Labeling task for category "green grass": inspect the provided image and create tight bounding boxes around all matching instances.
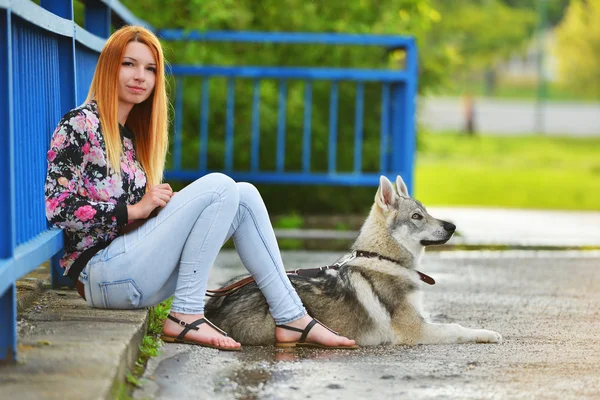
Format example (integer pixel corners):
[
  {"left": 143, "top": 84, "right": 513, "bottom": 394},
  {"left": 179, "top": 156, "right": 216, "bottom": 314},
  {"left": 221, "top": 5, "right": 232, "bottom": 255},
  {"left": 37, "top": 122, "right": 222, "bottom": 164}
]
[
  {"left": 415, "top": 133, "right": 600, "bottom": 210},
  {"left": 118, "top": 297, "right": 173, "bottom": 399}
]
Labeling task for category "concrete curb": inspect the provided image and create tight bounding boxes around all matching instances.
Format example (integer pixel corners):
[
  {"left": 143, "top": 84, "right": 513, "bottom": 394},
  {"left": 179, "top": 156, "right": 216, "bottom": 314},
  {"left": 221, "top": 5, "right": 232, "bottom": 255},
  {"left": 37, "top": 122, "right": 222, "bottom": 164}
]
[
  {"left": 1, "top": 290, "right": 149, "bottom": 400},
  {"left": 110, "top": 308, "right": 149, "bottom": 400}
]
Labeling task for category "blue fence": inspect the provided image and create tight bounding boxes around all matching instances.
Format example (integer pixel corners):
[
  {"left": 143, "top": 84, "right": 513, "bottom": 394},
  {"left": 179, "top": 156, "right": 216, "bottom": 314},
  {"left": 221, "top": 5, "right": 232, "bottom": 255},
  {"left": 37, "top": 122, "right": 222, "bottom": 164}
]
[
  {"left": 0, "top": 0, "right": 418, "bottom": 363},
  {"left": 162, "top": 31, "right": 418, "bottom": 187}
]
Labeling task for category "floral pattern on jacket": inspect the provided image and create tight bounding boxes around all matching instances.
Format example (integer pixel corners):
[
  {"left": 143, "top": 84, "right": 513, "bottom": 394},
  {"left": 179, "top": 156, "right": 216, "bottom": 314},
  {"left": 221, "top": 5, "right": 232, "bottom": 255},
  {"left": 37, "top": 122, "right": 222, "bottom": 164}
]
[{"left": 45, "top": 101, "right": 147, "bottom": 275}]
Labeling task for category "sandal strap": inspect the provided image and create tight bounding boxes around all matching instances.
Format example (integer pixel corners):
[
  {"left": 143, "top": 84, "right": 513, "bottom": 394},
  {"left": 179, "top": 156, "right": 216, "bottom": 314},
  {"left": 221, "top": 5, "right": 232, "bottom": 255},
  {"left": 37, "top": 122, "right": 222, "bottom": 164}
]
[
  {"left": 278, "top": 318, "right": 340, "bottom": 344},
  {"left": 167, "top": 314, "right": 228, "bottom": 341},
  {"left": 299, "top": 319, "right": 318, "bottom": 343},
  {"left": 313, "top": 318, "right": 339, "bottom": 335},
  {"left": 201, "top": 317, "right": 229, "bottom": 337},
  {"left": 276, "top": 324, "right": 306, "bottom": 334},
  {"left": 167, "top": 313, "right": 198, "bottom": 329}
]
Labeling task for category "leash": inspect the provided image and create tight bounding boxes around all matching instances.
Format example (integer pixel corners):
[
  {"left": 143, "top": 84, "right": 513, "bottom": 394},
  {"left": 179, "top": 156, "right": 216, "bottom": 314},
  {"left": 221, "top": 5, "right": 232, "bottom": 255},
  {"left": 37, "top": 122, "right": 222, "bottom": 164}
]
[{"left": 206, "top": 250, "right": 435, "bottom": 298}]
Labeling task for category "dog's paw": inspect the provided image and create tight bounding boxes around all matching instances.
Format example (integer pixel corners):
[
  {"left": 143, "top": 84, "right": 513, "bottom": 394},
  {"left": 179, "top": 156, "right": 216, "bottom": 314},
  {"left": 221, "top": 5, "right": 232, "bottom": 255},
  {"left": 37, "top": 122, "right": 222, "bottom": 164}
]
[{"left": 475, "top": 329, "right": 503, "bottom": 344}]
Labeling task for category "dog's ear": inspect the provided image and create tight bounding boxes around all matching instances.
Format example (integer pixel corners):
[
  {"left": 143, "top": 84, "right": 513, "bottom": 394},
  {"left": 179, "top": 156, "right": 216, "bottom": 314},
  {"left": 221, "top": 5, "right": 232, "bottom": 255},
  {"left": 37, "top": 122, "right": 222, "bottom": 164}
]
[
  {"left": 377, "top": 175, "right": 398, "bottom": 212},
  {"left": 395, "top": 175, "right": 409, "bottom": 198}
]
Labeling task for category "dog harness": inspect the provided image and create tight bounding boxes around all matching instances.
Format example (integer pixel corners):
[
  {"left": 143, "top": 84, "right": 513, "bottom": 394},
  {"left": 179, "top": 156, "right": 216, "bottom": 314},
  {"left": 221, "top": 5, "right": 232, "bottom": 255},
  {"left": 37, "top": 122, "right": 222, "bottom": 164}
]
[{"left": 206, "top": 250, "right": 435, "bottom": 298}]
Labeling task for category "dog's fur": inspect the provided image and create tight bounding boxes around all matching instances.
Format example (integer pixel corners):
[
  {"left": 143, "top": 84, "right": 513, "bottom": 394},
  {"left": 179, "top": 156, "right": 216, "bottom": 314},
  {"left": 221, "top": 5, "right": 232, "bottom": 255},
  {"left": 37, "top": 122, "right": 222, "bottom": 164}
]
[{"left": 205, "top": 175, "right": 502, "bottom": 346}]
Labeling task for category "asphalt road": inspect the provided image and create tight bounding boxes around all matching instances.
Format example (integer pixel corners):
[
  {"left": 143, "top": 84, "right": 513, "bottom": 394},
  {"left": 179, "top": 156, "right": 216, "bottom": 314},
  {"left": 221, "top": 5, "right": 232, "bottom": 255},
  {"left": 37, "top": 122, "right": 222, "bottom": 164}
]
[
  {"left": 419, "top": 97, "right": 600, "bottom": 136},
  {"left": 134, "top": 250, "right": 600, "bottom": 400}
]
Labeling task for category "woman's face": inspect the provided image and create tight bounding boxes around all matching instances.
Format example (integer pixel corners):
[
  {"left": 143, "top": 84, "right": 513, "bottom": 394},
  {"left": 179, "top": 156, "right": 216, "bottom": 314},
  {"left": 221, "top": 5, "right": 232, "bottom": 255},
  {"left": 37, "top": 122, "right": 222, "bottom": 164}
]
[{"left": 118, "top": 41, "right": 156, "bottom": 108}]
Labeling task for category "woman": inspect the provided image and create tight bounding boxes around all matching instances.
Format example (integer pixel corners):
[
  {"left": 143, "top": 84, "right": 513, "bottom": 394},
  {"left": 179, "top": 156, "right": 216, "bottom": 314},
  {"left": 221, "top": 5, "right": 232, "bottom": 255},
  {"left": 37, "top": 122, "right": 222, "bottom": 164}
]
[{"left": 45, "top": 26, "right": 356, "bottom": 351}]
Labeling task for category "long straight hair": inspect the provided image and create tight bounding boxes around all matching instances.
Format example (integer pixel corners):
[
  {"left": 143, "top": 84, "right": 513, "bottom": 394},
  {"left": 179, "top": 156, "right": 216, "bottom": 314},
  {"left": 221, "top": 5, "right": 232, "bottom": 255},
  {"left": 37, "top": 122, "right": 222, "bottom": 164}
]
[{"left": 86, "top": 26, "right": 169, "bottom": 188}]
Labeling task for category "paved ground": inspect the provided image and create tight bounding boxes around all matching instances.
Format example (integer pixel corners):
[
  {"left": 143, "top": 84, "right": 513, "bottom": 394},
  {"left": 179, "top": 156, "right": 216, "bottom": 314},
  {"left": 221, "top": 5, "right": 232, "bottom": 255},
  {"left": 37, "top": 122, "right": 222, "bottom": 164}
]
[
  {"left": 3, "top": 207, "right": 600, "bottom": 399},
  {"left": 134, "top": 250, "right": 600, "bottom": 400}
]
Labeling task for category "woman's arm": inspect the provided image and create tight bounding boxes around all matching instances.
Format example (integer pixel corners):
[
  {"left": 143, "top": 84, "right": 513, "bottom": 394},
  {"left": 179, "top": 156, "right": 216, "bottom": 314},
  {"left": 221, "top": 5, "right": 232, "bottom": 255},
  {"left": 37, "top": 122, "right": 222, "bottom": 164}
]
[
  {"left": 126, "top": 204, "right": 144, "bottom": 221},
  {"left": 45, "top": 110, "right": 128, "bottom": 232}
]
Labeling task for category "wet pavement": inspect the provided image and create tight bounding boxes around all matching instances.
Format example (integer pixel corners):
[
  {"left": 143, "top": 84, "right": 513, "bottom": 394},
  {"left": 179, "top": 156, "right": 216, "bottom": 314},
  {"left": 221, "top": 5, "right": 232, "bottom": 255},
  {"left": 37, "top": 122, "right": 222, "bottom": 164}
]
[{"left": 134, "top": 250, "right": 600, "bottom": 400}]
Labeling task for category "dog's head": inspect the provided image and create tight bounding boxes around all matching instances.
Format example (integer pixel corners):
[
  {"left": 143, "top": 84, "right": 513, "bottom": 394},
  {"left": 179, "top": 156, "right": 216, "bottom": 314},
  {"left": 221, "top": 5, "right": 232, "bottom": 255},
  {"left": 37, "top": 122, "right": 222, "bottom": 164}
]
[{"left": 375, "top": 175, "right": 456, "bottom": 253}]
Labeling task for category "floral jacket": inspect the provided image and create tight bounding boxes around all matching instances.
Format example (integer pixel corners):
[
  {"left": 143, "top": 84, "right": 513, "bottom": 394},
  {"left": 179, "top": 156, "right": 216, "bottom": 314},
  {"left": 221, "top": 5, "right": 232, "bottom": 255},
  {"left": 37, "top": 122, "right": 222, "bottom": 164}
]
[{"left": 45, "top": 101, "right": 147, "bottom": 281}]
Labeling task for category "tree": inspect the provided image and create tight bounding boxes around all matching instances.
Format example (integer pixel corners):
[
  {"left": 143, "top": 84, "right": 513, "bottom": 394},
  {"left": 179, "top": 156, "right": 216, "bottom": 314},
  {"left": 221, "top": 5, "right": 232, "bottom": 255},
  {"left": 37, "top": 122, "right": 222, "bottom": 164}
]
[
  {"left": 553, "top": 0, "right": 600, "bottom": 98},
  {"left": 427, "top": 0, "right": 537, "bottom": 96},
  {"left": 500, "top": 0, "right": 569, "bottom": 26}
]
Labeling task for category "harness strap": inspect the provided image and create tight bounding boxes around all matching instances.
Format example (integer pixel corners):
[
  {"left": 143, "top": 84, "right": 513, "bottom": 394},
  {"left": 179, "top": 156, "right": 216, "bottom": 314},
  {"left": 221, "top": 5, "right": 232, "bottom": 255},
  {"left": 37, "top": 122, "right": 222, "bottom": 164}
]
[
  {"left": 205, "top": 250, "right": 435, "bottom": 298},
  {"left": 206, "top": 266, "right": 340, "bottom": 298}
]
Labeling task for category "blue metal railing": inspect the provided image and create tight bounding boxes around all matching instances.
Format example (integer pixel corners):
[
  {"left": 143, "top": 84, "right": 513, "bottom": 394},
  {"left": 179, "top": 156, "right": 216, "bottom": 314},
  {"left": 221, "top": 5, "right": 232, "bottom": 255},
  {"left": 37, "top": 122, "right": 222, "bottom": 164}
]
[
  {"left": 0, "top": 0, "right": 418, "bottom": 363},
  {"left": 161, "top": 30, "right": 418, "bottom": 188},
  {"left": 0, "top": 0, "right": 148, "bottom": 364}
]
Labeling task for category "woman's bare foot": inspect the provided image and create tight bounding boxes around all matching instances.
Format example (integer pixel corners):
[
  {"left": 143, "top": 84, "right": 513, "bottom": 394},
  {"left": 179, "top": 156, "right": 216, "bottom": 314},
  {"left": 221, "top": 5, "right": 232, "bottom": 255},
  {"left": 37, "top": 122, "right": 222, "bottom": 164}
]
[
  {"left": 162, "top": 312, "right": 241, "bottom": 350},
  {"left": 275, "top": 315, "right": 356, "bottom": 347}
]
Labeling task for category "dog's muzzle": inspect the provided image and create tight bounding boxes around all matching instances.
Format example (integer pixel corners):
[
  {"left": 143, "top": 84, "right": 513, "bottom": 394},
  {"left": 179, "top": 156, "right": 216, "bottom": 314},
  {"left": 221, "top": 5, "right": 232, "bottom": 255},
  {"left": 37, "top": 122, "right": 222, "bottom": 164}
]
[{"left": 420, "top": 220, "right": 456, "bottom": 246}]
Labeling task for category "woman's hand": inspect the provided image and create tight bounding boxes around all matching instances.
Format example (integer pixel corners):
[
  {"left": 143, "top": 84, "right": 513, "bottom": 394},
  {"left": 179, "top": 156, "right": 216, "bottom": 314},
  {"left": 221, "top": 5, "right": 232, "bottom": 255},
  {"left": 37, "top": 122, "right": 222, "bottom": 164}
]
[{"left": 127, "top": 183, "right": 174, "bottom": 220}]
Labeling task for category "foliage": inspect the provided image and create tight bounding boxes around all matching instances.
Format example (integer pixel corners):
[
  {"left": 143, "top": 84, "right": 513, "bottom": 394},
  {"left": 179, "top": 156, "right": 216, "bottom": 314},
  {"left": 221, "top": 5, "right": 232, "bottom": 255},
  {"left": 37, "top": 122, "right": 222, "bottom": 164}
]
[
  {"left": 147, "top": 296, "right": 172, "bottom": 336},
  {"left": 123, "top": 297, "right": 173, "bottom": 395},
  {"left": 274, "top": 213, "right": 304, "bottom": 229},
  {"left": 436, "top": 74, "right": 600, "bottom": 102},
  {"left": 553, "top": 0, "right": 600, "bottom": 98},
  {"left": 501, "top": 0, "right": 569, "bottom": 26},
  {"left": 429, "top": 0, "right": 537, "bottom": 75},
  {"left": 122, "top": 0, "right": 448, "bottom": 164},
  {"left": 273, "top": 213, "right": 304, "bottom": 250}
]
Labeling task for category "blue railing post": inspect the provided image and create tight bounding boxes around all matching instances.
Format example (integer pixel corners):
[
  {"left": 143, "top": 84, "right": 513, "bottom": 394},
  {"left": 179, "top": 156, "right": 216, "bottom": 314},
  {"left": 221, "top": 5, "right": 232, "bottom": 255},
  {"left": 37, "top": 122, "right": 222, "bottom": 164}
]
[
  {"left": 173, "top": 77, "right": 184, "bottom": 170},
  {"left": 390, "top": 83, "right": 407, "bottom": 186},
  {"left": 40, "top": 0, "right": 77, "bottom": 288},
  {"left": 379, "top": 83, "right": 391, "bottom": 175},
  {"left": 250, "top": 79, "right": 261, "bottom": 172},
  {"left": 85, "top": 1, "right": 110, "bottom": 38},
  {"left": 0, "top": 5, "right": 17, "bottom": 364},
  {"left": 0, "top": 285, "right": 16, "bottom": 363},
  {"left": 389, "top": 41, "right": 418, "bottom": 195},
  {"left": 40, "top": 0, "right": 72, "bottom": 19},
  {"left": 43, "top": 0, "right": 77, "bottom": 114},
  {"left": 403, "top": 40, "right": 419, "bottom": 195}
]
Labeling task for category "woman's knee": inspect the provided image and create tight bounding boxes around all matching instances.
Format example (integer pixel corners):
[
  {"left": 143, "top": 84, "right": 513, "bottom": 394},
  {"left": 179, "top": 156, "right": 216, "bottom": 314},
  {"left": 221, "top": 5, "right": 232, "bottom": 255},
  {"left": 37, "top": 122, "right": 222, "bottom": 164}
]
[
  {"left": 237, "top": 181, "right": 262, "bottom": 204},
  {"left": 192, "top": 173, "right": 238, "bottom": 197}
]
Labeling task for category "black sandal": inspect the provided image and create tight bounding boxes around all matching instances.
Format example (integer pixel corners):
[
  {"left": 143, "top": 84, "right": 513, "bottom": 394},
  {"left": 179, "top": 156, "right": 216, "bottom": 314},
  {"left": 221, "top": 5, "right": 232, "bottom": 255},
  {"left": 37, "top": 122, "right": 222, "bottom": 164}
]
[
  {"left": 276, "top": 318, "right": 359, "bottom": 349},
  {"left": 160, "top": 314, "right": 241, "bottom": 351}
]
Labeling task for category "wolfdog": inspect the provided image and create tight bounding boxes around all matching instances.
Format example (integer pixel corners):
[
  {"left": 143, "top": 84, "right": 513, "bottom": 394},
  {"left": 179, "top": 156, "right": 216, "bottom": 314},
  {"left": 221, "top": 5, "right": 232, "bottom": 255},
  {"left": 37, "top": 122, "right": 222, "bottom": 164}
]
[{"left": 205, "top": 175, "right": 502, "bottom": 346}]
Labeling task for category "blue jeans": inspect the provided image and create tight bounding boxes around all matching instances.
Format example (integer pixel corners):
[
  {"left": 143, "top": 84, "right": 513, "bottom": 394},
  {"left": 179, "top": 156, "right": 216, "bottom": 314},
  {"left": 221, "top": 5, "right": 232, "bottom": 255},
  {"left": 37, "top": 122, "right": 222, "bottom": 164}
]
[{"left": 79, "top": 173, "right": 307, "bottom": 324}]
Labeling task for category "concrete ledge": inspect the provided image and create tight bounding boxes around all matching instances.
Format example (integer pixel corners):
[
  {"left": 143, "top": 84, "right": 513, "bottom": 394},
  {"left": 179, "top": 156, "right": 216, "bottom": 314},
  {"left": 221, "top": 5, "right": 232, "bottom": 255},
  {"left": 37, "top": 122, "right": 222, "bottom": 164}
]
[{"left": 0, "top": 290, "right": 148, "bottom": 400}]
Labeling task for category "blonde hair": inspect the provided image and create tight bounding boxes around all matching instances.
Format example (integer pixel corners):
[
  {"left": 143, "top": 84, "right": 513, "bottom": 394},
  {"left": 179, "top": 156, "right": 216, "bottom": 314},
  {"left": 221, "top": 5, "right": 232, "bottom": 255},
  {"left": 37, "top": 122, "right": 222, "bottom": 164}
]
[{"left": 86, "top": 25, "right": 169, "bottom": 188}]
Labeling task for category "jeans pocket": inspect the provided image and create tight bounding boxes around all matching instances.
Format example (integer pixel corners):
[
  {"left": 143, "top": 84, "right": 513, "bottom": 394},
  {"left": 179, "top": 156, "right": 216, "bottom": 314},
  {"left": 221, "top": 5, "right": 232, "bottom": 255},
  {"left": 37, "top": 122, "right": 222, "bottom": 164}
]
[{"left": 100, "top": 279, "right": 142, "bottom": 309}]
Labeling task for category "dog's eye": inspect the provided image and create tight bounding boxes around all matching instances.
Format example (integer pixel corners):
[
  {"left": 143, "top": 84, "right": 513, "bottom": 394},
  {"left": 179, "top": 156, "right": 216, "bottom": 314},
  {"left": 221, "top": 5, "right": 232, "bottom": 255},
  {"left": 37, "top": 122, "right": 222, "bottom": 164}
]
[{"left": 412, "top": 213, "right": 422, "bottom": 220}]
